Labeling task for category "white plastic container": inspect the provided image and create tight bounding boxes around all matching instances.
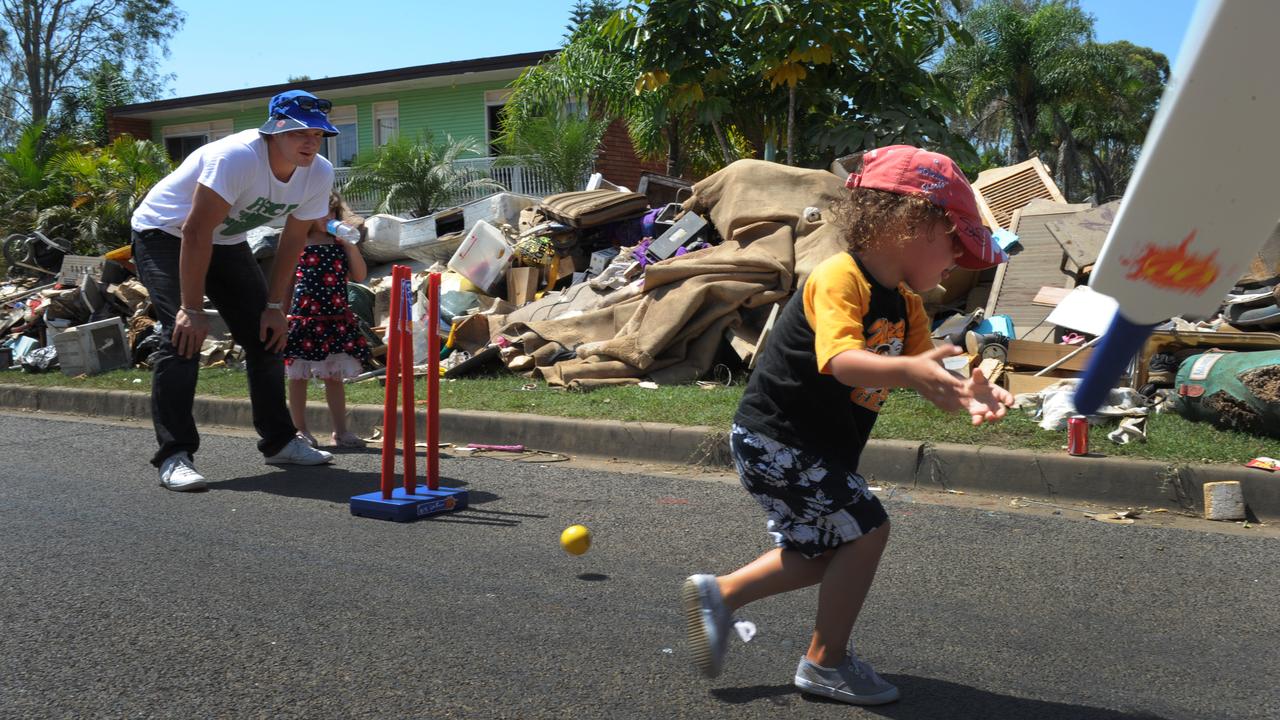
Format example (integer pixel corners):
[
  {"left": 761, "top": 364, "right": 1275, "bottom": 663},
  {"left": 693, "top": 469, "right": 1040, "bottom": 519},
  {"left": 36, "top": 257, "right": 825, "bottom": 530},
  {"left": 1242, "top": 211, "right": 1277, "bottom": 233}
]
[{"left": 447, "top": 220, "right": 513, "bottom": 294}]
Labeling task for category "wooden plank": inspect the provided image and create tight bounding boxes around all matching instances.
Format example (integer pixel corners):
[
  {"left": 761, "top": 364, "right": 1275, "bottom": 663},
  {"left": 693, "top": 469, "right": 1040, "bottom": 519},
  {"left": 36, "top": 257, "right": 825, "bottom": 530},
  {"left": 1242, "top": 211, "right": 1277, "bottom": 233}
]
[
  {"left": 748, "top": 303, "right": 782, "bottom": 370},
  {"left": 1032, "top": 286, "right": 1072, "bottom": 307},
  {"left": 724, "top": 325, "right": 760, "bottom": 364},
  {"left": 1006, "top": 339, "right": 1095, "bottom": 372},
  {"left": 1006, "top": 372, "right": 1070, "bottom": 396},
  {"left": 977, "top": 357, "right": 1005, "bottom": 384},
  {"left": 1045, "top": 200, "right": 1120, "bottom": 269}
]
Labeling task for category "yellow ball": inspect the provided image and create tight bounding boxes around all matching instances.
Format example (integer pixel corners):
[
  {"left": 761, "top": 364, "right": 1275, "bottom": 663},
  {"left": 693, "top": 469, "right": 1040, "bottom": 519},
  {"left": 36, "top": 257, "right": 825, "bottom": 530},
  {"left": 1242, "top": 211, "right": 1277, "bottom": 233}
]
[{"left": 560, "top": 524, "right": 592, "bottom": 555}]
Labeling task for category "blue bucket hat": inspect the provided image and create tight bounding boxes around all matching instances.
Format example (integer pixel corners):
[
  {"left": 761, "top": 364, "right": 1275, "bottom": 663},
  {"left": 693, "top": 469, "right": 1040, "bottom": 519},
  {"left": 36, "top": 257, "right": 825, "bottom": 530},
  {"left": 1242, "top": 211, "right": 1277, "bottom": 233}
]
[{"left": 259, "top": 90, "right": 339, "bottom": 137}]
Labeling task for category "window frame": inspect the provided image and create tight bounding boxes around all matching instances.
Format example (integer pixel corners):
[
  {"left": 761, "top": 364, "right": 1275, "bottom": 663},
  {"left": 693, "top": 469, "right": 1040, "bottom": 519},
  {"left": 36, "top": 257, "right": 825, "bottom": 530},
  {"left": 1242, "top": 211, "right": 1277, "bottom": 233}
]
[
  {"left": 324, "top": 105, "right": 359, "bottom": 167},
  {"left": 484, "top": 89, "right": 513, "bottom": 157},
  {"left": 373, "top": 101, "right": 399, "bottom": 147},
  {"left": 160, "top": 119, "right": 234, "bottom": 161}
]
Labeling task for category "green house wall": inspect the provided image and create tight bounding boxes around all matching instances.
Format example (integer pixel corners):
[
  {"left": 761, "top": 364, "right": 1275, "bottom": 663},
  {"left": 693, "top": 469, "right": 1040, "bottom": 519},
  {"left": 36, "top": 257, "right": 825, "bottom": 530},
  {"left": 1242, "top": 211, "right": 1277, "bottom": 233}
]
[{"left": 150, "top": 78, "right": 512, "bottom": 159}]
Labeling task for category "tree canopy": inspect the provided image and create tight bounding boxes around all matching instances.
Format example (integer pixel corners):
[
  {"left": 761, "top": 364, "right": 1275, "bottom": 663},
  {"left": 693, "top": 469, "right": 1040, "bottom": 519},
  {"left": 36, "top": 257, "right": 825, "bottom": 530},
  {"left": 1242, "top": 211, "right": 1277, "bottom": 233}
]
[
  {"left": 504, "top": 0, "right": 978, "bottom": 178},
  {"left": 0, "top": 0, "right": 184, "bottom": 144},
  {"left": 939, "top": 0, "right": 1167, "bottom": 199}
]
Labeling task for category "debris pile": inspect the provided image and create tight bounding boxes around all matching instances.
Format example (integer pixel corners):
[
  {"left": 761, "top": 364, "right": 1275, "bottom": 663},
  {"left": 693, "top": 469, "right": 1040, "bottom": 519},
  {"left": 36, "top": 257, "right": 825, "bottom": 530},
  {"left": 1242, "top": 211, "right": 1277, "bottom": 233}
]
[{"left": 6, "top": 153, "right": 1278, "bottom": 448}]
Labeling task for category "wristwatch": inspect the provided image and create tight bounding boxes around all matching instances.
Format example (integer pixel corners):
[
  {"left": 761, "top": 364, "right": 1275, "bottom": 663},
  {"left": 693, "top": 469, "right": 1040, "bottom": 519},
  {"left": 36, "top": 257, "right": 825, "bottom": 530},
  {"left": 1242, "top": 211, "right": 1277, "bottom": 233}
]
[{"left": 265, "top": 301, "right": 284, "bottom": 311}]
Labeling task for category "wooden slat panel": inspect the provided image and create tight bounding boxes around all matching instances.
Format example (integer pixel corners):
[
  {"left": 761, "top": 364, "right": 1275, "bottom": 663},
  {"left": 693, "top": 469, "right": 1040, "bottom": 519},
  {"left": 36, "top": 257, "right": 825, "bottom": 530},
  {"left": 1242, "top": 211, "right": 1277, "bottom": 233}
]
[
  {"left": 973, "top": 158, "right": 1067, "bottom": 230},
  {"left": 988, "top": 205, "right": 1089, "bottom": 341}
]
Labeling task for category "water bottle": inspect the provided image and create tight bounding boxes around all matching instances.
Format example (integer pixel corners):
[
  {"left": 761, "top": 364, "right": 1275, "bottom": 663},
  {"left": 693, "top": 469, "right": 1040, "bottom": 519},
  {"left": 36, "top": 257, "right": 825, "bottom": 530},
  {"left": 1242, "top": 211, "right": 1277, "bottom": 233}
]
[{"left": 325, "top": 219, "right": 361, "bottom": 245}]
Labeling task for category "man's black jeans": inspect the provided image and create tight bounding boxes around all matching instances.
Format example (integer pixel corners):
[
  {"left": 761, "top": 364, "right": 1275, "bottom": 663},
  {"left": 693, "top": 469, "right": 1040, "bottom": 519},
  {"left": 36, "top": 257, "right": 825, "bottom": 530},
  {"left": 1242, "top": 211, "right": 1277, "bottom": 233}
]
[{"left": 132, "top": 229, "right": 297, "bottom": 466}]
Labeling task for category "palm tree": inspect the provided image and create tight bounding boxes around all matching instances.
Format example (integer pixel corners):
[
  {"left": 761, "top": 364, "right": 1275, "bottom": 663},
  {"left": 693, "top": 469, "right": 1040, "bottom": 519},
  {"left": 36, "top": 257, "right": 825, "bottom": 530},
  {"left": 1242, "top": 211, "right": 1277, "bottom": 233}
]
[
  {"left": 0, "top": 123, "right": 54, "bottom": 232},
  {"left": 342, "top": 135, "right": 503, "bottom": 218},
  {"left": 508, "top": 5, "right": 730, "bottom": 178},
  {"left": 46, "top": 135, "right": 172, "bottom": 253},
  {"left": 503, "top": 21, "right": 664, "bottom": 163},
  {"left": 496, "top": 113, "right": 608, "bottom": 194},
  {"left": 938, "top": 0, "right": 1093, "bottom": 164},
  {"left": 1054, "top": 41, "right": 1168, "bottom": 201},
  {"left": 0, "top": 122, "right": 79, "bottom": 241}
]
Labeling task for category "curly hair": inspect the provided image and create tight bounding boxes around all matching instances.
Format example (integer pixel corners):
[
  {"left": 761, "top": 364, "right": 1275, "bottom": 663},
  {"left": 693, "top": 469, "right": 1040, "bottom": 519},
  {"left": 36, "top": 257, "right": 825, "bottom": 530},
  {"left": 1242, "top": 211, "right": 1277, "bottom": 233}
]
[{"left": 829, "top": 187, "right": 953, "bottom": 255}]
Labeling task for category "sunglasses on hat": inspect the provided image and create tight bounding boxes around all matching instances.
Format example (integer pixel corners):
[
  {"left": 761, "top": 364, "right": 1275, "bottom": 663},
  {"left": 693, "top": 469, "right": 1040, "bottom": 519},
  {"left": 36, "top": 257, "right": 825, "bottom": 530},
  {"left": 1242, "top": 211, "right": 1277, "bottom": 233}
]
[{"left": 285, "top": 96, "right": 332, "bottom": 114}]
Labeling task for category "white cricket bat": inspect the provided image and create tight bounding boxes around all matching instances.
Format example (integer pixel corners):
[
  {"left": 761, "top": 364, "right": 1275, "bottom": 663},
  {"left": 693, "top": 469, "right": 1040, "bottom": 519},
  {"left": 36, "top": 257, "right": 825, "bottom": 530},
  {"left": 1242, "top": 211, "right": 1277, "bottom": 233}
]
[{"left": 1074, "top": 0, "right": 1280, "bottom": 414}]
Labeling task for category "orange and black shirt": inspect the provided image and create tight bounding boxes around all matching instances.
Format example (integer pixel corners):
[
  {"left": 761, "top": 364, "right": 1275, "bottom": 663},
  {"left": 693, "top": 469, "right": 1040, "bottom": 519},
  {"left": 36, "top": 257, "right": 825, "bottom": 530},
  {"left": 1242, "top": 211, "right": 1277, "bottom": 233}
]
[{"left": 734, "top": 251, "right": 932, "bottom": 465}]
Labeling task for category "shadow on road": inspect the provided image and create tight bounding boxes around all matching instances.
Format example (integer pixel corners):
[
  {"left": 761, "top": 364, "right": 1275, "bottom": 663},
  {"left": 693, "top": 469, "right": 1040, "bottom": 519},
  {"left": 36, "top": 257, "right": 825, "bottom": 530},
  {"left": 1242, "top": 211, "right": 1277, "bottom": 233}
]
[
  {"left": 211, "top": 466, "right": 491, "bottom": 506},
  {"left": 712, "top": 675, "right": 1172, "bottom": 719},
  {"left": 206, "top": 467, "right": 557, "bottom": 528}
]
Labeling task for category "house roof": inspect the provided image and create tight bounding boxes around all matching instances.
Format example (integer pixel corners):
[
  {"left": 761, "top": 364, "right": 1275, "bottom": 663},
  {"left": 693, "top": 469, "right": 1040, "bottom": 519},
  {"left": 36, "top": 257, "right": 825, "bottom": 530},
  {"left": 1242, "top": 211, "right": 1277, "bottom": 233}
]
[{"left": 109, "top": 50, "right": 558, "bottom": 122}]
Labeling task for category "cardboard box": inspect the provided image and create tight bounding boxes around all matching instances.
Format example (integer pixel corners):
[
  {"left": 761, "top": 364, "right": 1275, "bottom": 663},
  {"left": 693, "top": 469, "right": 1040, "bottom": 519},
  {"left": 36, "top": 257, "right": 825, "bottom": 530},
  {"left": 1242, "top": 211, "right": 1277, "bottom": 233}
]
[
  {"left": 506, "top": 266, "right": 539, "bottom": 306},
  {"left": 1006, "top": 339, "right": 1094, "bottom": 372},
  {"left": 1004, "top": 371, "right": 1071, "bottom": 396}
]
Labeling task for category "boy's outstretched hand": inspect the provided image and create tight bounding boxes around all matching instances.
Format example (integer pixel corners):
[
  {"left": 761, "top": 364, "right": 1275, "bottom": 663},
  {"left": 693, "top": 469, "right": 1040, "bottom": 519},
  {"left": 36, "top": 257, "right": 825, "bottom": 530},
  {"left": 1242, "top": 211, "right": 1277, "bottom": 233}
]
[{"left": 961, "top": 367, "right": 1015, "bottom": 426}]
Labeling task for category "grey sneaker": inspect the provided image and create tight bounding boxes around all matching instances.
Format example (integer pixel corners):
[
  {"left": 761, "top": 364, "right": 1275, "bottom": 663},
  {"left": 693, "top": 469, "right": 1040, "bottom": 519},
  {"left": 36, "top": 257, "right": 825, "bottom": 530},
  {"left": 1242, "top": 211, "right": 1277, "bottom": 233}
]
[
  {"left": 159, "top": 452, "right": 207, "bottom": 491},
  {"left": 682, "top": 574, "right": 731, "bottom": 678},
  {"left": 264, "top": 436, "right": 334, "bottom": 465},
  {"left": 794, "top": 654, "right": 900, "bottom": 705}
]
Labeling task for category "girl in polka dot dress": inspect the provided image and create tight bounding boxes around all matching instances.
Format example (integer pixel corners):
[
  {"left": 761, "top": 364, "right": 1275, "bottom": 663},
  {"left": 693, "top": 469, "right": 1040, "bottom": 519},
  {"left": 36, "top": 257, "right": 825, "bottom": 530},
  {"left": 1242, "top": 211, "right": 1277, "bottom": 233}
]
[{"left": 284, "top": 192, "right": 372, "bottom": 448}]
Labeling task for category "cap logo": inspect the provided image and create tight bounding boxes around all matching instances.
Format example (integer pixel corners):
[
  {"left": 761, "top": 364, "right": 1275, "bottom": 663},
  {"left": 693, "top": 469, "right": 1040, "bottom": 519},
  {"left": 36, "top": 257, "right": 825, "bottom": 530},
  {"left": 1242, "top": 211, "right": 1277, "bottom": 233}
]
[
  {"left": 276, "top": 120, "right": 286, "bottom": 128},
  {"left": 916, "top": 166, "right": 949, "bottom": 193}
]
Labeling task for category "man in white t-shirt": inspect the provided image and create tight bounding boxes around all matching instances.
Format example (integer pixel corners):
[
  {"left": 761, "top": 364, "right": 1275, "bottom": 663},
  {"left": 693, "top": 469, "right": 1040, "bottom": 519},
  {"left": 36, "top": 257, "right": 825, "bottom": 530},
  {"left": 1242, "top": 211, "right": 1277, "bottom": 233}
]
[{"left": 131, "top": 90, "right": 341, "bottom": 490}]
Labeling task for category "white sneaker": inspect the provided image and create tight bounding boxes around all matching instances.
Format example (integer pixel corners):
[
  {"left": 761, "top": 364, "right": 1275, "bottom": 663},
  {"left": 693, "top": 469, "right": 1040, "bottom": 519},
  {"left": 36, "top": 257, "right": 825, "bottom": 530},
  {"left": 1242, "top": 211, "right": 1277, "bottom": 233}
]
[
  {"left": 159, "top": 452, "right": 207, "bottom": 491},
  {"left": 264, "top": 436, "right": 334, "bottom": 466},
  {"left": 682, "top": 574, "right": 732, "bottom": 678},
  {"left": 794, "top": 654, "right": 900, "bottom": 705}
]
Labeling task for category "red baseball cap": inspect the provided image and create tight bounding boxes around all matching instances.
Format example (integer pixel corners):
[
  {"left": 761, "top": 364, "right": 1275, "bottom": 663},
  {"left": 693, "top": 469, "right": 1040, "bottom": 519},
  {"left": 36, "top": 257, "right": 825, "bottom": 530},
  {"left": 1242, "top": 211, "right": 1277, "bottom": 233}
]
[{"left": 845, "top": 145, "right": 1007, "bottom": 270}]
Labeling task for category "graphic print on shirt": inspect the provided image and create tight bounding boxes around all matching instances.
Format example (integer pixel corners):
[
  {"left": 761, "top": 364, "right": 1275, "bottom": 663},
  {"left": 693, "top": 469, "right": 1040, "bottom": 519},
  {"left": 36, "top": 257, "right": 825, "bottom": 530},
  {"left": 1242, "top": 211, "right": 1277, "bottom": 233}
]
[
  {"left": 850, "top": 318, "right": 905, "bottom": 412},
  {"left": 220, "top": 197, "right": 299, "bottom": 236}
]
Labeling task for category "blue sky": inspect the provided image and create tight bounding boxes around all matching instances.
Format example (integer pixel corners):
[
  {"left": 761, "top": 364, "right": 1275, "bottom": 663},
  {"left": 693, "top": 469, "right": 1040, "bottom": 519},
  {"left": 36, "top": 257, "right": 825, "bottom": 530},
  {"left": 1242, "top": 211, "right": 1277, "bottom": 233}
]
[{"left": 160, "top": 0, "right": 1201, "bottom": 98}]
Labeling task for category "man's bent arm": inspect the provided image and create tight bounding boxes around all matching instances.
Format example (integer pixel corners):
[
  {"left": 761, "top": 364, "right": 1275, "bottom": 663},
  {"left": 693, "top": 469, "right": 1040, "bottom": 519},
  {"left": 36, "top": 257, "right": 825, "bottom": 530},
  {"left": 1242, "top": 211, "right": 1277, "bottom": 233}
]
[
  {"left": 179, "top": 184, "right": 232, "bottom": 310},
  {"left": 269, "top": 214, "right": 313, "bottom": 306}
]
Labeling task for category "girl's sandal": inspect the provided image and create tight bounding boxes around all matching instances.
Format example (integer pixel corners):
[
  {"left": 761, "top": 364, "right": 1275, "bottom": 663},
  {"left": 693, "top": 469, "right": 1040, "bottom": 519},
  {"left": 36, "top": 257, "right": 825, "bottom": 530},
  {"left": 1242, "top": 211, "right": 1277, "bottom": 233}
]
[{"left": 332, "top": 431, "right": 365, "bottom": 448}]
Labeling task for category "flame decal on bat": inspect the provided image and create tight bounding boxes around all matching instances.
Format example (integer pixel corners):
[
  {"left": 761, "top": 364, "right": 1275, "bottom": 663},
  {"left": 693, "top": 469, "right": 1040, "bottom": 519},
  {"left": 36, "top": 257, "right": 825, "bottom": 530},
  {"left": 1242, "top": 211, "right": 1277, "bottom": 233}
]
[{"left": 1122, "top": 230, "right": 1220, "bottom": 294}]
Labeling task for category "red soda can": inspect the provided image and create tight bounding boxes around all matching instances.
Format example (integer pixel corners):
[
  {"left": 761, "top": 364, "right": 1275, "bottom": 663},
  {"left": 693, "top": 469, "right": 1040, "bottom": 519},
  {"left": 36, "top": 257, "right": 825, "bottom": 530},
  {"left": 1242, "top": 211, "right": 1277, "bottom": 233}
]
[{"left": 1067, "top": 415, "right": 1089, "bottom": 456}]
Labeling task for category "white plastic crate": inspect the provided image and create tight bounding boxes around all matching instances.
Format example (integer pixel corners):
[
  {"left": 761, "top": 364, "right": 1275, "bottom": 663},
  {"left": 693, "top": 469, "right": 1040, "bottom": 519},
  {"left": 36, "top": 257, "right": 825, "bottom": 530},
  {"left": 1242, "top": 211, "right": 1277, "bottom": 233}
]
[
  {"left": 447, "top": 220, "right": 513, "bottom": 294},
  {"left": 53, "top": 317, "right": 129, "bottom": 376}
]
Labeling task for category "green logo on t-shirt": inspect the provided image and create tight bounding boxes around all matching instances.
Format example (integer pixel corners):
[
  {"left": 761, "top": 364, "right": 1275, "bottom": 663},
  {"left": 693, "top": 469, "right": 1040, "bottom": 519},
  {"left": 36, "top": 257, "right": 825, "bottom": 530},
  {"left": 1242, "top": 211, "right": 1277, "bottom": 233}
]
[{"left": 220, "top": 197, "right": 299, "bottom": 236}]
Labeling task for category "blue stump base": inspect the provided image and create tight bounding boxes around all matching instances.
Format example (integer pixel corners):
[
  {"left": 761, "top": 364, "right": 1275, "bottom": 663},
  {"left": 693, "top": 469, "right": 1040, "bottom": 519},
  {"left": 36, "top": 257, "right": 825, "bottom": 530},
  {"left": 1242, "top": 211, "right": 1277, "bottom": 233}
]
[{"left": 350, "top": 485, "right": 469, "bottom": 522}]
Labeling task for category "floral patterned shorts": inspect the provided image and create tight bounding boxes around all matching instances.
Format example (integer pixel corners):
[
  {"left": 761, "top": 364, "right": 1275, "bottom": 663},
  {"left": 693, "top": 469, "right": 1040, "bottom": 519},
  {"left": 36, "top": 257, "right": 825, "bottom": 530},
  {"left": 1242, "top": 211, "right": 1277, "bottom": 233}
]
[{"left": 730, "top": 423, "right": 888, "bottom": 558}]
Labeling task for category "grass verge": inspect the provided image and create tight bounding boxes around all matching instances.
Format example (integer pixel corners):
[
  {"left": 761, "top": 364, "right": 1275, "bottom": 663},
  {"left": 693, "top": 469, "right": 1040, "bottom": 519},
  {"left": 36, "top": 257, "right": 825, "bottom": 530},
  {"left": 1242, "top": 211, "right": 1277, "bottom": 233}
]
[{"left": 2, "top": 367, "right": 1273, "bottom": 466}]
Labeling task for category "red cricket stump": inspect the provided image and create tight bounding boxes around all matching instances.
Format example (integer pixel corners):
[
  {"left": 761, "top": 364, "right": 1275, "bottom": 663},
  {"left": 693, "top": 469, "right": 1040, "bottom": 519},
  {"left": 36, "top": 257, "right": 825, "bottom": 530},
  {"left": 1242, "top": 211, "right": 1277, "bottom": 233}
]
[{"left": 350, "top": 267, "right": 468, "bottom": 521}]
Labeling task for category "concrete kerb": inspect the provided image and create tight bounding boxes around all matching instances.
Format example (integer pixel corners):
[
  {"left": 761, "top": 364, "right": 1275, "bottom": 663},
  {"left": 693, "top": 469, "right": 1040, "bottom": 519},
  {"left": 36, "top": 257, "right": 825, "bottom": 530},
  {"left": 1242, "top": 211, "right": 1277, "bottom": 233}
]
[{"left": 2, "top": 383, "right": 1276, "bottom": 521}]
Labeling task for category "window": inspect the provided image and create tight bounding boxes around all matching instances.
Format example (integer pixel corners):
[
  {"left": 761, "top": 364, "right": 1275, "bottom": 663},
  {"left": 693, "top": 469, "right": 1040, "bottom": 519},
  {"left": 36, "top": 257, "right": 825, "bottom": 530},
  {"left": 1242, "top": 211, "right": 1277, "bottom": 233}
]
[
  {"left": 321, "top": 105, "right": 358, "bottom": 167},
  {"left": 564, "top": 95, "right": 588, "bottom": 120},
  {"left": 164, "top": 135, "right": 208, "bottom": 162},
  {"left": 373, "top": 101, "right": 398, "bottom": 147},
  {"left": 161, "top": 119, "right": 233, "bottom": 162},
  {"left": 485, "top": 89, "right": 513, "bottom": 157}
]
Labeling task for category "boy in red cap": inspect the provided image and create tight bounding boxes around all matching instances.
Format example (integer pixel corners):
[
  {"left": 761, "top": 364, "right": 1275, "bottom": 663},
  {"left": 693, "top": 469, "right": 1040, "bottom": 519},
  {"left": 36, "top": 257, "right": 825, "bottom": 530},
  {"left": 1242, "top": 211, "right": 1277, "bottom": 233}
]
[{"left": 682, "top": 146, "right": 1014, "bottom": 705}]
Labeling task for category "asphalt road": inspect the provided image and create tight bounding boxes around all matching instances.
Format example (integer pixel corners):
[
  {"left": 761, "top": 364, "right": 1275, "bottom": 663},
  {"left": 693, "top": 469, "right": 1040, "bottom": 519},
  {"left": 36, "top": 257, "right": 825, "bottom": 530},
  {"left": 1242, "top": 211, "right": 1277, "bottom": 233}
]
[{"left": 2, "top": 412, "right": 1277, "bottom": 720}]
